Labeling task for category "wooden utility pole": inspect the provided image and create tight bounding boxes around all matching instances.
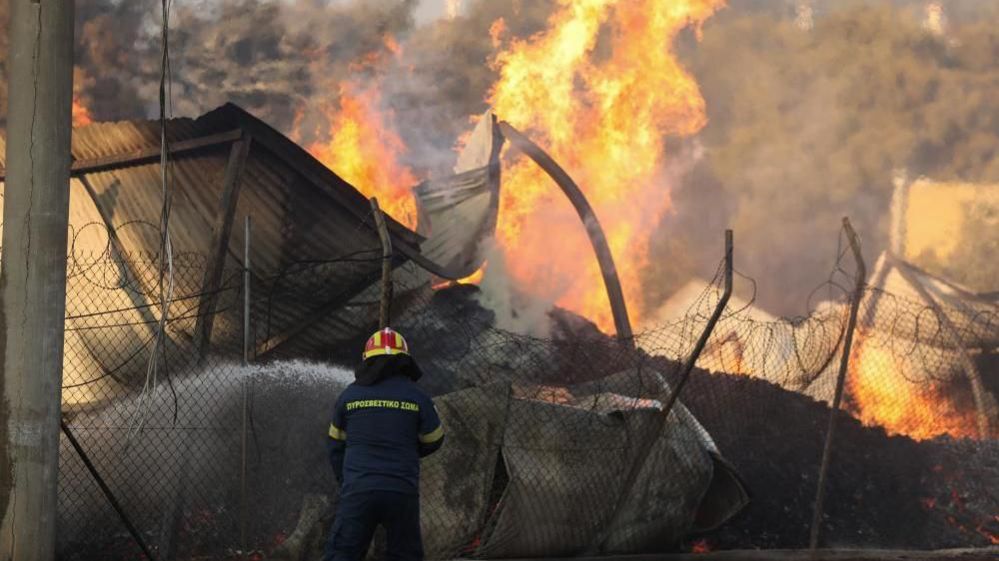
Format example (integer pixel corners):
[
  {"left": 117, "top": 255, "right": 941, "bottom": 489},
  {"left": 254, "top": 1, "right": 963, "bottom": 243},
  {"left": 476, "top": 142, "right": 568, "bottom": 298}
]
[
  {"left": 0, "top": 1, "right": 75, "bottom": 559},
  {"left": 369, "top": 198, "right": 394, "bottom": 328}
]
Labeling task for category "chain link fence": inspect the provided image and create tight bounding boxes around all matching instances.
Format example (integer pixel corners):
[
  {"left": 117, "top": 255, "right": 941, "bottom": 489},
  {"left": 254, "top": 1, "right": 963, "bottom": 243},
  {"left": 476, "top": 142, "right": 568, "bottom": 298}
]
[{"left": 52, "top": 232, "right": 999, "bottom": 560}]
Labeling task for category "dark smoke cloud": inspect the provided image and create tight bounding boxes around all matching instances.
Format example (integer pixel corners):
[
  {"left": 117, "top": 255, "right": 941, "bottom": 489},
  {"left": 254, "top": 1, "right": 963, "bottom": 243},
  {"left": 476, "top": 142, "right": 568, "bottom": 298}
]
[
  {"left": 73, "top": 0, "right": 152, "bottom": 119},
  {"left": 167, "top": 0, "right": 417, "bottom": 136},
  {"left": 0, "top": 0, "right": 155, "bottom": 127},
  {"left": 1, "top": 0, "right": 419, "bottom": 134},
  {"left": 380, "top": 0, "right": 557, "bottom": 175},
  {"left": 383, "top": 0, "right": 999, "bottom": 316},
  {"left": 2, "top": 0, "right": 995, "bottom": 318}
]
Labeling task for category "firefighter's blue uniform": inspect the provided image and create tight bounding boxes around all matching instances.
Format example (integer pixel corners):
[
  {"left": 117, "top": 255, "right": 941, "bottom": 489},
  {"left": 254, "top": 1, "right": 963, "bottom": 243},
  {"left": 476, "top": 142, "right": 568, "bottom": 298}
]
[{"left": 323, "top": 360, "right": 444, "bottom": 561}]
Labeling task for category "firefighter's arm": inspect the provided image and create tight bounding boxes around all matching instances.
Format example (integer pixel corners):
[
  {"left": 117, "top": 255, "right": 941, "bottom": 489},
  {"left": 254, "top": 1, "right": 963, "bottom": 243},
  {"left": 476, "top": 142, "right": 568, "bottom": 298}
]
[
  {"left": 327, "top": 438, "right": 345, "bottom": 484},
  {"left": 328, "top": 395, "right": 347, "bottom": 483},
  {"left": 418, "top": 398, "right": 444, "bottom": 458}
]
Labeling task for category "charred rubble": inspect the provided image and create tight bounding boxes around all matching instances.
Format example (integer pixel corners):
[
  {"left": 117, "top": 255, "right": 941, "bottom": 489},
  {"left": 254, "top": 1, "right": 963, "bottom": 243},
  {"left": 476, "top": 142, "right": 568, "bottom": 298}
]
[{"left": 403, "top": 284, "right": 999, "bottom": 551}]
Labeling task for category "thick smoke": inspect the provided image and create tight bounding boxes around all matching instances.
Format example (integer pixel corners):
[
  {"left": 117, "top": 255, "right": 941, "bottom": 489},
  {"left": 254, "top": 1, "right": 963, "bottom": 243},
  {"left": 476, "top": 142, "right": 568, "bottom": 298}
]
[
  {"left": 0, "top": 0, "right": 550, "bottom": 172},
  {"left": 386, "top": 0, "right": 999, "bottom": 318},
  {"left": 2, "top": 0, "right": 996, "bottom": 319},
  {"left": 166, "top": 0, "right": 417, "bottom": 138},
  {"left": 378, "top": 0, "right": 558, "bottom": 175},
  {"left": 0, "top": 0, "right": 419, "bottom": 134},
  {"left": 643, "top": 0, "right": 999, "bottom": 315},
  {"left": 473, "top": 237, "right": 555, "bottom": 338}
]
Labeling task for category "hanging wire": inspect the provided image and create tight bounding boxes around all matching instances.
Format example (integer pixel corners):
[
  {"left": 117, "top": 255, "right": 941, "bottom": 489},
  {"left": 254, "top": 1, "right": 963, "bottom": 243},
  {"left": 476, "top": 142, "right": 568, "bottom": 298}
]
[{"left": 129, "top": 0, "right": 177, "bottom": 441}]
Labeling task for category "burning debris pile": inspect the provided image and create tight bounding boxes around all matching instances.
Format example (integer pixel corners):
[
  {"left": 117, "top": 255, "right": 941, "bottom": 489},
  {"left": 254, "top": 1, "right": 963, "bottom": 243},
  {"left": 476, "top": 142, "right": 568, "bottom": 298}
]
[
  {"left": 398, "top": 282, "right": 999, "bottom": 550},
  {"left": 640, "top": 182, "right": 999, "bottom": 445}
]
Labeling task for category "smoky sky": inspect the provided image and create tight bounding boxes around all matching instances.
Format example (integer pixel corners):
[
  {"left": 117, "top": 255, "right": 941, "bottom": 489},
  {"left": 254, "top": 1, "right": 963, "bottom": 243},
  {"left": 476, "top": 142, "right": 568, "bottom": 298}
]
[{"left": 1, "top": 0, "right": 996, "bottom": 317}]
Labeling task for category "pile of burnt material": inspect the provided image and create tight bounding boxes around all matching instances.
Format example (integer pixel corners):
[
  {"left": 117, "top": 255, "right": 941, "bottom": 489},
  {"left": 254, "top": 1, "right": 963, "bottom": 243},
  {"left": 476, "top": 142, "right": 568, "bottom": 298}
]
[
  {"left": 678, "top": 369, "right": 999, "bottom": 550},
  {"left": 399, "top": 285, "right": 999, "bottom": 551}
]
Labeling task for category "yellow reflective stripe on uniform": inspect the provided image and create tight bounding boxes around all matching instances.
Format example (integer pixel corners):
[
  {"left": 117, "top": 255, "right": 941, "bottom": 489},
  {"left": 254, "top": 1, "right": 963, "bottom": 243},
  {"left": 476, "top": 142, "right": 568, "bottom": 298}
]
[
  {"left": 419, "top": 425, "right": 444, "bottom": 444},
  {"left": 328, "top": 423, "right": 346, "bottom": 441}
]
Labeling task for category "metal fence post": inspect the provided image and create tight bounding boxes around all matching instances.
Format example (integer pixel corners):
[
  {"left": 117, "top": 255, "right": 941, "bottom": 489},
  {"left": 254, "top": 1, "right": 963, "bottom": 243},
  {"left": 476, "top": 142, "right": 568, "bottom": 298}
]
[
  {"left": 244, "top": 215, "right": 252, "bottom": 367},
  {"left": 809, "top": 217, "right": 866, "bottom": 550},
  {"left": 587, "top": 229, "right": 733, "bottom": 554},
  {"left": 239, "top": 215, "right": 252, "bottom": 558},
  {"left": 497, "top": 121, "right": 633, "bottom": 341},
  {"left": 241, "top": 214, "right": 251, "bottom": 556},
  {"left": 659, "top": 229, "right": 734, "bottom": 419},
  {"left": 240, "top": 381, "right": 249, "bottom": 557}
]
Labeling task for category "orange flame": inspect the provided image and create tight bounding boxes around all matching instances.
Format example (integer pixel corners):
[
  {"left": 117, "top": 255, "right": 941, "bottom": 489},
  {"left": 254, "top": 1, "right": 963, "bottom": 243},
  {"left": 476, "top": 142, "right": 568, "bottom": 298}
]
[
  {"left": 432, "top": 263, "right": 487, "bottom": 291},
  {"left": 489, "top": 18, "right": 507, "bottom": 48},
  {"left": 486, "top": 0, "right": 724, "bottom": 332},
  {"left": 306, "top": 83, "right": 418, "bottom": 229},
  {"left": 302, "top": 34, "right": 417, "bottom": 228},
  {"left": 458, "top": 263, "right": 487, "bottom": 285},
  {"left": 72, "top": 95, "right": 93, "bottom": 127},
  {"left": 300, "top": 5, "right": 725, "bottom": 333},
  {"left": 691, "top": 539, "right": 712, "bottom": 553},
  {"left": 848, "top": 335, "right": 981, "bottom": 441},
  {"left": 987, "top": 516, "right": 999, "bottom": 545}
]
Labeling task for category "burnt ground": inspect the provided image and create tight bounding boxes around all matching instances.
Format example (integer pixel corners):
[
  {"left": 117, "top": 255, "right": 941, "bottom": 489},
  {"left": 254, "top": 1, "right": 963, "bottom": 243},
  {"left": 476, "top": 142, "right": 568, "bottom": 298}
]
[{"left": 676, "top": 368, "right": 999, "bottom": 551}]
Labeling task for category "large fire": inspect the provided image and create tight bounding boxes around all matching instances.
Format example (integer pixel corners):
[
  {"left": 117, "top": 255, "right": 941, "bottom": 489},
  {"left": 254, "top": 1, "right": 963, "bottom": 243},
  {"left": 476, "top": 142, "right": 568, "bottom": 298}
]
[
  {"left": 303, "top": 35, "right": 418, "bottom": 229},
  {"left": 487, "top": 0, "right": 725, "bottom": 331},
  {"left": 287, "top": 3, "right": 991, "bottom": 443},
  {"left": 306, "top": 82, "right": 419, "bottom": 230},
  {"left": 302, "top": 1, "right": 723, "bottom": 333},
  {"left": 848, "top": 334, "right": 981, "bottom": 441}
]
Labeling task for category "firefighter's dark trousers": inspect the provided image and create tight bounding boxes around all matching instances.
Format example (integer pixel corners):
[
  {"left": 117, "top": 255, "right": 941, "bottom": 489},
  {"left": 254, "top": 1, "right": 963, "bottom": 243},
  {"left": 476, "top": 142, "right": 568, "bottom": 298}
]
[{"left": 322, "top": 490, "right": 424, "bottom": 561}]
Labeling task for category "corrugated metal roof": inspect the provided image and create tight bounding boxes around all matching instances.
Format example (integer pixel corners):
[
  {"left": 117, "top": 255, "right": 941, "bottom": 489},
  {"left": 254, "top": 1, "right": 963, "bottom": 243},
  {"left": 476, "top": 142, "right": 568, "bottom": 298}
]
[{"left": 0, "top": 102, "right": 485, "bottom": 407}]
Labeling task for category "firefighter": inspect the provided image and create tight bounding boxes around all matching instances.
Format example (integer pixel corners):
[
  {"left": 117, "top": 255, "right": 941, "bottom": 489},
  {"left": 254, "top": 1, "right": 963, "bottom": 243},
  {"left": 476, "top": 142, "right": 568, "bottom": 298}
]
[{"left": 323, "top": 328, "right": 444, "bottom": 561}]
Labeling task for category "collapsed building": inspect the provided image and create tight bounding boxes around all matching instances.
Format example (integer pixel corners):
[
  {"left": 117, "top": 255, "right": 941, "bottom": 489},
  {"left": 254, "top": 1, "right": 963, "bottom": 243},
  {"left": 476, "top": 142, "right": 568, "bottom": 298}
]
[{"left": 0, "top": 104, "right": 755, "bottom": 559}]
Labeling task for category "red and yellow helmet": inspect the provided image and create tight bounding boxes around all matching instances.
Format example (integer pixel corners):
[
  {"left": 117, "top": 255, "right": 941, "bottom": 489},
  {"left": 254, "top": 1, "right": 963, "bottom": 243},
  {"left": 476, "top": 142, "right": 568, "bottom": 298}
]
[{"left": 362, "top": 327, "right": 411, "bottom": 360}]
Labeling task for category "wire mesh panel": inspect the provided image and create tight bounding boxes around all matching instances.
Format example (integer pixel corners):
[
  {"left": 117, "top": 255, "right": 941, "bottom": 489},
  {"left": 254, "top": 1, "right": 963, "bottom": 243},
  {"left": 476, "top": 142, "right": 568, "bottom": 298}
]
[
  {"left": 48, "top": 245, "right": 999, "bottom": 560},
  {"left": 59, "top": 253, "right": 247, "bottom": 560}
]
